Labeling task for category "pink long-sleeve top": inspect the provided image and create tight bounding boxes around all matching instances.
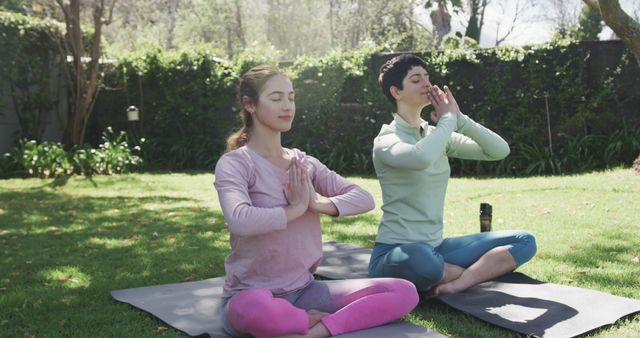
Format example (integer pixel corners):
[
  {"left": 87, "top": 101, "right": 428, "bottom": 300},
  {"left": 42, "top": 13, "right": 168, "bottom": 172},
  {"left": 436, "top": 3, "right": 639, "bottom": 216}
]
[{"left": 214, "top": 146, "right": 375, "bottom": 297}]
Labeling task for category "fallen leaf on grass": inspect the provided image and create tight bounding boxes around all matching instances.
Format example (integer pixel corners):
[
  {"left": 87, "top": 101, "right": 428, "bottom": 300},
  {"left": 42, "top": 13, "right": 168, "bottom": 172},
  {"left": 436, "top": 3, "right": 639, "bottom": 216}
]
[
  {"left": 156, "top": 326, "right": 168, "bottom": 333},
  {"left": 184, "top": 274, "right": 196, "bottom": 282},
  {"left": 57, "top": 277, "right": 68, "bottom": 283},
  {"left": 576, "top": 271, "right": 587, "bottom": 275},
  {"left": 61, "top": 300, "right": 71, "bottom": 305},
  {"left": 24, "top": 334, "right": 35, "bottom": 338},
  {"left": 633, "top": 256, "right": 640, "bottom": 264},
  {"left": 542, "top": 208, "right": 552, "bottom": 214}
]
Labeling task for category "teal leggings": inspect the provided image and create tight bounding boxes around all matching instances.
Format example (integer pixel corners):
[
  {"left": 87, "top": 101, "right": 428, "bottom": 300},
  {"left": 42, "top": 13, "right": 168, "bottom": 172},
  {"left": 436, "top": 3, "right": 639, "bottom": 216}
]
[{"left": 368, "top": 230, "right": 537, "bottom": 290}]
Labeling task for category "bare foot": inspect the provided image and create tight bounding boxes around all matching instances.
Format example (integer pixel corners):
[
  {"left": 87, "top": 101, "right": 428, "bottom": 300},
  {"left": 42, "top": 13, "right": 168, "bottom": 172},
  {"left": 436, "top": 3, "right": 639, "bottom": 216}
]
[
  {"left": 431, "top": 280, "right": 466, "bottom": 296},
  {"left": 307, "top": 309, "right": 330, "bottom": 328},
  {"left": 277, "top": 320, "right": 331, "bottom": 338},
  {"left": 441, "top": 263, "right": 465, "bottom": 284},
  {"left": 423, "top": 264, "right": 465, "bottom": 298}
]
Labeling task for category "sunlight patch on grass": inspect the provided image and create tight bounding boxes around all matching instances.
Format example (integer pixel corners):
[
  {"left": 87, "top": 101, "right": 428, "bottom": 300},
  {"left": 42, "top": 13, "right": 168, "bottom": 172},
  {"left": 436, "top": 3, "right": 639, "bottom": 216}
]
[
  {"left": 85, "top": 237, "right": 137, "bottom": 249},
  {"left": 41, "top": 266, "right": 91, "bottom": 288}
]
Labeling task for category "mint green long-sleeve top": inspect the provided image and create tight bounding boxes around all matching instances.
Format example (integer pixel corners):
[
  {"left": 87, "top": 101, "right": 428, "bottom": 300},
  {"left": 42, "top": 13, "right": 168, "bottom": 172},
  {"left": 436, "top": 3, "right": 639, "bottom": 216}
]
[{"left": 372, "top": 113, "right": 510, "bottom": 247}]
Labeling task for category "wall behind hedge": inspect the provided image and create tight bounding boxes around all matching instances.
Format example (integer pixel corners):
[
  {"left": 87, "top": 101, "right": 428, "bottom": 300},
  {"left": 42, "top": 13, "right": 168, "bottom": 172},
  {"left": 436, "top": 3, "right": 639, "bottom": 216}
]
[{"left": 0, "top": 11, "right": 67, "bottom": 153}]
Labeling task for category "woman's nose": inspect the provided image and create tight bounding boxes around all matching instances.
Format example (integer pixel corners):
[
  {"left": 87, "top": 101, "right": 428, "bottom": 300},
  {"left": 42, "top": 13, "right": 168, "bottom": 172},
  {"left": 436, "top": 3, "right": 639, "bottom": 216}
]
[{"left": 283, "top": 98, "right": 294, "bottom": 110}]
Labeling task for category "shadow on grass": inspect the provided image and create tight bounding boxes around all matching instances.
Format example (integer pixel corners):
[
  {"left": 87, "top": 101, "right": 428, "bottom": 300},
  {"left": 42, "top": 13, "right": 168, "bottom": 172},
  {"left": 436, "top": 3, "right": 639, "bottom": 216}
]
[{"left": 0, "top": 189, "right": 229, "bottom": 336}]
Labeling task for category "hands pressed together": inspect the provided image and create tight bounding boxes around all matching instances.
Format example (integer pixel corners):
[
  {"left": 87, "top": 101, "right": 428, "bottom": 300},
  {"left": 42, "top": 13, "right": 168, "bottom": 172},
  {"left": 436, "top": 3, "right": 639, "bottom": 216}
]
[
  {"left": 428, "top": 85, "right": 461, "bottom": 123},
  {"left": 283, "top": 157, "right": 336, "bottom": 221},
  {"left": 284, "top": 157, "right": 313, "bottom": 209}
]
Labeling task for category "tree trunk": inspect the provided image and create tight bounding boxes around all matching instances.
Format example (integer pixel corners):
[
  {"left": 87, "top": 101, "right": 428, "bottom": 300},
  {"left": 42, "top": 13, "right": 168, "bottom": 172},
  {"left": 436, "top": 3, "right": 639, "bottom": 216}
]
[
  {"left": 583, "top": 0, "right": 640, "bottom": 65},
  {"left": 430, "top": 3, "right": 451, "bottom": 49},
  {"left": 58, "top": 0, "right": 115, "bottom": 148},
  {"left": 583, "top": 0, "right": 640, "bottom": 165}
]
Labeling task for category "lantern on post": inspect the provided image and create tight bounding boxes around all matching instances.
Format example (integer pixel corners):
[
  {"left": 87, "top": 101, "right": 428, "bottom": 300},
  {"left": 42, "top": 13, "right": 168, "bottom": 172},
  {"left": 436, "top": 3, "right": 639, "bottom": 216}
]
[{"left": 126, "top": 105, "right": 139, "bottom": 121}]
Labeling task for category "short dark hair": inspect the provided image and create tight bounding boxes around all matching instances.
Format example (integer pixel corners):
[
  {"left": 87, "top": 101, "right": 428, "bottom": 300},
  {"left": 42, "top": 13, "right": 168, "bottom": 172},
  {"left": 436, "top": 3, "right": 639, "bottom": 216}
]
[{"left": 378, "top": 54, "right": 428, "bottom": 105}]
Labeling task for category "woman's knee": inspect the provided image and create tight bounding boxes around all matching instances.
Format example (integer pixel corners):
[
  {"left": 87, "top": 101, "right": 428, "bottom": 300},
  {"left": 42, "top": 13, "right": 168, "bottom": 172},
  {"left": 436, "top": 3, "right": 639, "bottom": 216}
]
[
  {"left": 226, "top": 288, "right": 307, "bottom": 337},
  {"left": 513, "top": 231, "right": 537, "bottom": 266},
  {"left": 384, "top": 278, "right": 420, "bottom": 310},
  {"left": 226, "top": 288, "right": 273, "bottom": 325},
  {"left": 381, "top": 243, "right": 445, "bottom": 290}
]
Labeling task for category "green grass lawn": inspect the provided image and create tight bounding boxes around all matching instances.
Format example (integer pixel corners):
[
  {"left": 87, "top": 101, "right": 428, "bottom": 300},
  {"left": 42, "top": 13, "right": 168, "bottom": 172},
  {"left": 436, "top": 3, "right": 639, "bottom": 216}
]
[{"left": 1, "top": 169, "right": 639, "bottom": 337}]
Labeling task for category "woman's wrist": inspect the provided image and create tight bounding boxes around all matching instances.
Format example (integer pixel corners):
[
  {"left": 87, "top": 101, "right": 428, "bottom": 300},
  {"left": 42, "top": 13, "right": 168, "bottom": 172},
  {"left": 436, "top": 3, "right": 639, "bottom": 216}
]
[{"left": 284, "top": 202, "right": 308, "bottom": 222}]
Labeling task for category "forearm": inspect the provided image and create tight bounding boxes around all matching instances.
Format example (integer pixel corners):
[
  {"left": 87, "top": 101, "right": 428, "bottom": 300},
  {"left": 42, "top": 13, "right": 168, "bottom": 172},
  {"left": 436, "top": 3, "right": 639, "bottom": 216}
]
[
  {"left": 450, "top": 115, "right": 510, "bottom": 160},
  {"left": 225, "top": 204, "right": 288, "bottom": 236},
  {"left": 310, "top": 198, "right": 339, "bottom": 216}
]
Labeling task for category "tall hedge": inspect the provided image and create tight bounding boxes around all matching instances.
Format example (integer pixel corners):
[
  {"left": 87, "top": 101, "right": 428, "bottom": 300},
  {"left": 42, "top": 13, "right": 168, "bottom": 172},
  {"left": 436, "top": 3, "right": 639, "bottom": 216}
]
[
  {"left": 91, "top": 41, "right": 639, "bottom": 176},
  {"left": 2, "top": 12, "right": 638, "bottom": 176}
]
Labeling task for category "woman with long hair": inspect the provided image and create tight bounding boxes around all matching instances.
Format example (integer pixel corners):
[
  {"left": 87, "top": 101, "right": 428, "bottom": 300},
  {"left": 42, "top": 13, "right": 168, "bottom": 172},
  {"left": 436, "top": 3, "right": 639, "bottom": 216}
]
[{"left": 214, "top": 65, "right": 418, "bottom": 338}]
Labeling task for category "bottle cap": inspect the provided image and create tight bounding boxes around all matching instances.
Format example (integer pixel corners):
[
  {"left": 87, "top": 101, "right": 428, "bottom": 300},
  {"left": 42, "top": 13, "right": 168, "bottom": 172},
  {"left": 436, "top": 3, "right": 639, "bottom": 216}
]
[{"left": 480, "top": 203, "right": 492, "bottom": 215}]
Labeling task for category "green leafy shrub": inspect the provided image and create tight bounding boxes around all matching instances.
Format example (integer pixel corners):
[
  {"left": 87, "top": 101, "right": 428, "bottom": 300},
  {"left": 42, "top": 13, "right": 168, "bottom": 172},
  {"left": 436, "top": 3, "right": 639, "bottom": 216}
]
[
  {"left": 72, "top": 127, "right": 143, "bottom": 176},
  {"left": 13, "top": 140, "right": 72, "bottom": 178},
  {"left": 6, "top": 127, "right": 143, "bottom": 178}
]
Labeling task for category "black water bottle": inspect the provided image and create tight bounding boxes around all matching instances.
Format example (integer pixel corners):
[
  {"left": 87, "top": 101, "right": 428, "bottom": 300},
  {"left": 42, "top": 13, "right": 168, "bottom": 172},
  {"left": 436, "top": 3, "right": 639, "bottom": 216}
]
[{"left": 480, "top": 203, "right": 492, "bottom": 232}]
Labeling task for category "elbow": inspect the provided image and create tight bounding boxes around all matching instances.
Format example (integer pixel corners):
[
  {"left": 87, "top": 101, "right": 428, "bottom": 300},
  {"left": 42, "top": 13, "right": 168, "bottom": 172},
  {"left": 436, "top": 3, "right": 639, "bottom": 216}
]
[
  {"left": 225, "top": 206, "right": 260, "bottom": 236},
  {"left": 226, "top": 218, "right": 253, "bottom": 236},
  {"left": 363, "top": 191, "right": 375, "bottom": 212},
  {"left": 486, "top": 141, "right": 510, "bottom": 161},
  {"left": 496, "top": 142, "right": 511, "bottom": 160}
]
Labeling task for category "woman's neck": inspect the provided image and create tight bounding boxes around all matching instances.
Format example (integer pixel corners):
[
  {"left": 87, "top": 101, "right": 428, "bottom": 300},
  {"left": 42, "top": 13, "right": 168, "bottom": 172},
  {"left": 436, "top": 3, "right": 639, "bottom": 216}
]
[
  {"left": 396, "top": 102, "right": 423, "bottom": 128},
  {"left": 246, "top": 125, "right": 283, "bottom": 158}
]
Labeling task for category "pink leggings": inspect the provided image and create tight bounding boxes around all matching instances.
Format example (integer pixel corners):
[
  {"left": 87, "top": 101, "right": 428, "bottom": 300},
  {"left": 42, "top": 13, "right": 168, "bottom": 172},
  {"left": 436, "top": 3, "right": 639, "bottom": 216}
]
[{"left": 224, "top": 278, "right": 418, "bottom": 338}]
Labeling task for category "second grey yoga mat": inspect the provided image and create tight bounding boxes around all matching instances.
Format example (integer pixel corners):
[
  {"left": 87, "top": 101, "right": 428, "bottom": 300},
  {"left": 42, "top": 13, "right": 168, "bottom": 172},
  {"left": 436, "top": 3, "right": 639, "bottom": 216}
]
[
  {"left": 317, "top": 241, "right": 640, "bottom": 337},
  {"left": 111, "top": 276, "right": 443, "bottom": 337}
]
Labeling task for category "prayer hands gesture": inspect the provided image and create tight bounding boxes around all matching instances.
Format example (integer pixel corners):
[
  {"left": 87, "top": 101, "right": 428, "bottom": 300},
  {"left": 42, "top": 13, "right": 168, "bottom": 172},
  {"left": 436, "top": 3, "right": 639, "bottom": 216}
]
[
  {"left": 428, "top": 85, "right": 461, "bottom": 123},
  {"left": 284, "top": 157, "right": 338, "bottom": 219},
  {"left": 284, "top": 157, "right": 310, "bottom": 210}
]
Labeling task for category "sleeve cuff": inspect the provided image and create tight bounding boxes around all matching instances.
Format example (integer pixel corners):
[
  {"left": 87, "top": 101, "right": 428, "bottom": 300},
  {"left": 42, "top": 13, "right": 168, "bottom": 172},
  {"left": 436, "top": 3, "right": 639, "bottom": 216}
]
[{"left": 456, "top": 113, "right": 471, "bottom": 132}]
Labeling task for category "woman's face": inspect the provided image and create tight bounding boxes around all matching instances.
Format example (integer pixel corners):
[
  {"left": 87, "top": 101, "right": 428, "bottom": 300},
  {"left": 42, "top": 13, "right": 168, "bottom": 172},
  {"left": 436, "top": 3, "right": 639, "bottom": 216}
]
[
  {"left": 396, "top": 66, "right": 432, "bottom": 108},
  {"left": 252, "top": 74, "right": 295, "bottom": 132}
]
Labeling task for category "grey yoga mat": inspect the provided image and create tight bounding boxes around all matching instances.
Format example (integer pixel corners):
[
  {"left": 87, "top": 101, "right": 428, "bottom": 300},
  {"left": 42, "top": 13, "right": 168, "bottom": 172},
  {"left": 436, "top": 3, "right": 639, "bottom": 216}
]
[
  {"left": 111, "top": 268, "right": 443, "bottom": 337},
  {"left": 316, "top": 241, "right": 640, "bottom": 338}
]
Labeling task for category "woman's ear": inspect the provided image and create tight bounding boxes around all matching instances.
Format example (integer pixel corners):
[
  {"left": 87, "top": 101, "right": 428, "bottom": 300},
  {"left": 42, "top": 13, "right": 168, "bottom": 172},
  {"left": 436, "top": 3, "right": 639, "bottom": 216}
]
[
  {"left": 242, "top": 96, "right": 255, "bottom": 113},
  {"left": 390, "top": 85, "right": 401, "bottom": 100}
]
